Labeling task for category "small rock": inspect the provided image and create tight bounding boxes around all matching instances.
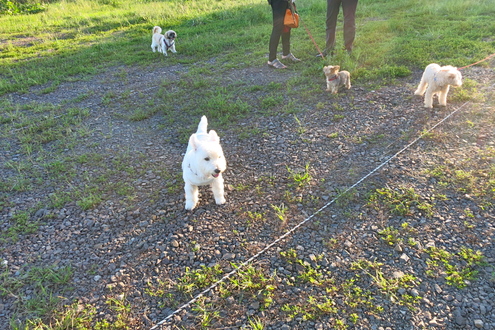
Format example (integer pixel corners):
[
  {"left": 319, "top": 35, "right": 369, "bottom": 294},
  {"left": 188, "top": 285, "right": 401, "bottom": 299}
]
[
  {"left": 34, "top": 209, "right": 49, "bottom": 219},
  {"left": 410, "top": 288, "right": 420, "bottom": 297},
  {"left": 474, "top": 319, "right": 483, "bottom": 328},
  {"left": 455, "top": 311, "right": 466, "bottom": 326},
  {"left": 223, "top": 253, "right": 235, "bottom": 260},
  {"left": 250, "top": 301, "right": 260, "bottom": 310},
  {"left": 399, "top": 253, "right": 410, "bottom": 263}
]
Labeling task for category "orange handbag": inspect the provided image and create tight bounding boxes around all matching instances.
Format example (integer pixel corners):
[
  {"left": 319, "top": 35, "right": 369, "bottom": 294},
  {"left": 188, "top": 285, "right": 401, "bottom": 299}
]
[{"left": 284, "top": 3, "right": 299, "bottom": 28}]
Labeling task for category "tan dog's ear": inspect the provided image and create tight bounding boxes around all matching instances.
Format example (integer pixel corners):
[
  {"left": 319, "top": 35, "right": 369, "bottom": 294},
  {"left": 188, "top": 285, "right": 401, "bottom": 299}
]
[{"left": 334, "top": 65, "right": 340, "bottom": 71}]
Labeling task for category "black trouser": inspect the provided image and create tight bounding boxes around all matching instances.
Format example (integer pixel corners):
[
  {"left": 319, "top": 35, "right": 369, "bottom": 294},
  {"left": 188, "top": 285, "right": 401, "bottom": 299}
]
[
  {"left": 269, "top": 0, "right": 291, "bottom": 61},
  {"left": 325, "top": 0, "right": 358, "bottom": 52}
]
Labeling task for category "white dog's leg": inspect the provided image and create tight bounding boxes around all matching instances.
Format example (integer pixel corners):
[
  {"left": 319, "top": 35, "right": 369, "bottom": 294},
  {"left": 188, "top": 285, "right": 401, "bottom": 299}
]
[
  {"left": 424, "top": 87, "right": 434, "bottom": 108},
  {"left": 438, "top": 85, "right": 450, "bottom": 107},
  {"left": 184, "top": 182, "right": 199, "bottom": 210},
  {"left": 171, "top": 44, "right": 177, "bottom": 53},
  {"left": 414, "top": 80, "right": 427, "bottom": 96},
  {"left": 211, "top": 176, "right": 226, "bottom": 205}
]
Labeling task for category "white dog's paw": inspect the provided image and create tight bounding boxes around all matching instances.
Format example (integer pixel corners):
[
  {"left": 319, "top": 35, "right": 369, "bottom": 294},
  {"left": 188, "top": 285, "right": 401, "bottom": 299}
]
[
  {"left": 185, "top": 200, "right": 196, "bottom": 210},
  {"left": 215, "top": 197, "right": 226, "bottom": 205}
]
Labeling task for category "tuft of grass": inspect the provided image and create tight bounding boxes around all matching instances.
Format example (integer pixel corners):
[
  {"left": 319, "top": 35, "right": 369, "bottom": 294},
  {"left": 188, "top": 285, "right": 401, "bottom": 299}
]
[
  {"left": 2, "top": 210, "right": 40, "bottom": 242},
  {"left": 425, "top": 246, "right": 485, "bottom": 288},
  {"left": 368, "top": 186, "right": 434, "bottom": 217}
]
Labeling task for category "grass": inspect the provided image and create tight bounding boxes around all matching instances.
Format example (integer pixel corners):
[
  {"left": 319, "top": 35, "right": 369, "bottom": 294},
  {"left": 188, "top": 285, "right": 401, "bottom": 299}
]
[
  {"left": 1, "top": 0, "right": 494, "bottom": 328},
  {"left": 1, "top": 264, "right": 73, "bottom": 328},
  {"left": 425, "top": 246, "right": 485, "bottom": 288},
  {"left": 1, "top": 0, "right": 494, "bottom": 94},
  {"left": 368, "top": 186, "right": 434, "bottom": 217}
]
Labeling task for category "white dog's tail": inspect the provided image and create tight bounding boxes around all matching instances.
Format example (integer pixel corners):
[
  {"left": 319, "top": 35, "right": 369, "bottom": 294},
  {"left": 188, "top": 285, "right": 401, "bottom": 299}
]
[
  {"left": 197, "top": 116, "right": 208, "bottom": 134},
  {"left": 153, "top": 26, "right": 162, "bottom": 34}
]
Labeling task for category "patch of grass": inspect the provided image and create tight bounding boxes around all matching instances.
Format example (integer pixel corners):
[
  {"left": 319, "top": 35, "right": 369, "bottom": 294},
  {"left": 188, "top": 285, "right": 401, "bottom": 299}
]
[
  {"left": 351, "top": 260, "right": 421, "bottom": 308},
  {"left": 271, "top": 203, "right": 288, "bottom": 222},
  {"left": 2, "top": 210, "right": 40, "bottom": 242},
  {"left": 425, "top": 147, "right": 495, "bottom": 206},
  {"left": 2, "top": 264, "right": 73, "bottom": 327},
  {"left": 177, "top": 264, "right": 224, "bottom": 295},
  {"left": 287, "top": 163, "right": 312, "bottom": 188},
  {"left": 368, "top": 186, "right": 434, "bottom": 217},
  {"left": 425, "top": 246, "right": 485, "bottom": 288}
]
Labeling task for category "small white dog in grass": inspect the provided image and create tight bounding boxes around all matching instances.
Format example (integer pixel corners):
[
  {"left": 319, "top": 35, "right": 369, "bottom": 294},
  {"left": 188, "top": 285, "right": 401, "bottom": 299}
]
[
  {"left": 151, "top": 26, "right": 177, "bottom": 56},
  {"left": 323, "top": 65, "right": 351, "bottom": 94},
  {"left": 182, "top": 116, "right": 226, "bottom": 210},
  {"left": 414, "top": 63, "right": 462, "bottom": 108}
]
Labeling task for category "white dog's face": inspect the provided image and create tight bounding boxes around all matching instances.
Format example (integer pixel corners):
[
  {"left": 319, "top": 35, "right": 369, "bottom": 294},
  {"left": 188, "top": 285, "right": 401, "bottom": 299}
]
[{"left": 189, "top": 133, "right": 226, "bottom": 180}]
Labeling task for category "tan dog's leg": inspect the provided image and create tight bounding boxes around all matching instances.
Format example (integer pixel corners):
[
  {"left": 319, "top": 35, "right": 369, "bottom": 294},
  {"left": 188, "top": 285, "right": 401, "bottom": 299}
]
[
  {"left": 438, "top": 85, "right": 450, "bottom": 107},
  {"left": 424, "top": 87, "right": 434, "bottom": 108}
]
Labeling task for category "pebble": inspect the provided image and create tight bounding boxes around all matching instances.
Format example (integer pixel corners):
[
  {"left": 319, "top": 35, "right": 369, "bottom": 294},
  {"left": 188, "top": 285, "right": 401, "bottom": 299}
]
[{"left": 474, "top": 319, "right": 484, "bottom": 328}]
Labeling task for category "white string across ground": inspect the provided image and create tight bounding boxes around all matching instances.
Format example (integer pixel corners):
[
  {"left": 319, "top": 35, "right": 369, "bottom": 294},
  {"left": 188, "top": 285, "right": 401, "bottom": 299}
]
[{"left": 150, "top": 101, "right": 471, "bottom": 330}]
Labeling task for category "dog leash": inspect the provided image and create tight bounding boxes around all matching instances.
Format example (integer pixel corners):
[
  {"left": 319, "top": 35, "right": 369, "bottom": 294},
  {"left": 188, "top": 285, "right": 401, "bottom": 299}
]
[
  {"left": 458, "top": 52, "right": 495, "bottom": 70},
  {"left": 298, "top": 17, "right": 325, "bottom": 58}
]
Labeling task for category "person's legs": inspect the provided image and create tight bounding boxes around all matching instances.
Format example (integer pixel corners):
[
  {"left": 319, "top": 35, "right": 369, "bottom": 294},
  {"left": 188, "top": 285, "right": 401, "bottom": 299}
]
[
  {"left": 269, "top": 0, "right": 287, "bottom": 62},
  {"left": 342, "top": 0, "right": 358, "bottom": 52},
  {"left": 281, "top": 26, "right": 291, "bottom": 57},
  {"left": 325, "top": 0, "right": 342, "bottom": 52}
]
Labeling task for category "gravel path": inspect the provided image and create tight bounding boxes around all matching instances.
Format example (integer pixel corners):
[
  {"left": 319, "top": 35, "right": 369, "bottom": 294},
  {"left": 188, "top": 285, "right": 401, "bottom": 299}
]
[{"left": 1, "top": 60, "right": 494, "bottom": 330}]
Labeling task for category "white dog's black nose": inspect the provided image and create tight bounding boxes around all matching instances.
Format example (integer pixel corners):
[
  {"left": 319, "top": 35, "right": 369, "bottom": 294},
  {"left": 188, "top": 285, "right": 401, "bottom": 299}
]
[{"left": 214, "top": 169, "right": 221, "bottom": 174}]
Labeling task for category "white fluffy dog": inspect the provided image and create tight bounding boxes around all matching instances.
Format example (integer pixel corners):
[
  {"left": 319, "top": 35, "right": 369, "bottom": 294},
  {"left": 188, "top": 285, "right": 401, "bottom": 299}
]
[
  {"left": 151, "top": 26, "right": 177, "bottom": 56},
  {"left": 414, "top": 63, "right": 462, "bottom": 108},
  {"left": 182, "top": 116, "right": 227, "bottom": 210},
  {"left": 323, "top": 65, "right": 351, "bottom": 94}
]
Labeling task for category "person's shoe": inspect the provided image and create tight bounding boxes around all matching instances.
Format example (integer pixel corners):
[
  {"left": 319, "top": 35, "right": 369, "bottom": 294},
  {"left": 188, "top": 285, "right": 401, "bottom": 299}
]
[
  {"left": 282, "top": 53, "right": 301, "bottom": 62},
  {"left": 316, "top": 50, "right": 333, "bottom": 58},
  {"left": 267, "top": 59, "right": 287, "bottom": 69}
]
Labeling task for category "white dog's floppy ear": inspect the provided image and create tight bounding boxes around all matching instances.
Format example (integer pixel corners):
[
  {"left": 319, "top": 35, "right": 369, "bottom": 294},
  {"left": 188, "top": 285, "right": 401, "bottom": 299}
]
[
  {"left": 208, "top": 130, "right": 220, "bottom": 143},
  {"left": 335, "top": 65, "right": 340, "bottom": 71}
]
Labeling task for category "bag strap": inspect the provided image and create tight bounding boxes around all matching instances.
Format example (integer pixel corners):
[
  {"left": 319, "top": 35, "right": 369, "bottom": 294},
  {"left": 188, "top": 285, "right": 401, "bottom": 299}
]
[{"left": 288, "top": 0, "right": 297, "bottom": 13}]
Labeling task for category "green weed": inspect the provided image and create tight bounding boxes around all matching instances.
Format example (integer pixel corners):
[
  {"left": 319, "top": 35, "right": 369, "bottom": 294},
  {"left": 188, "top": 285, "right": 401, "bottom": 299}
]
[
  {"left": 368, "top": 186, "right": 434, "bottom": 217},
  {"left": 425, "top": 246, "right": 485, "bottom": 288}
]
